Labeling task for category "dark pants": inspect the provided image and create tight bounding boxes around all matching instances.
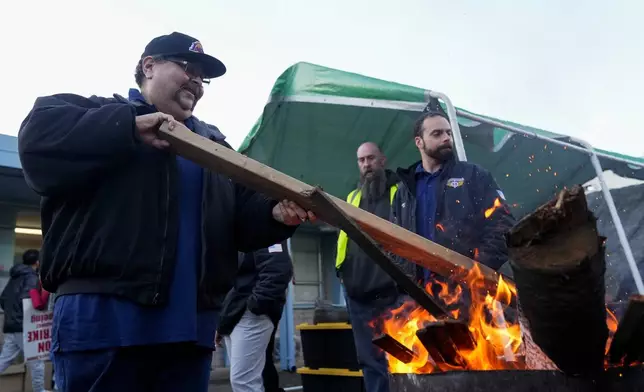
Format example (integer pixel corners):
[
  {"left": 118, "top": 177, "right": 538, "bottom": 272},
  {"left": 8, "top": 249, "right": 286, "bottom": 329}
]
[
  {"left": 262, "top": 321, "right": 284, "bottom": 392},
  {"left": 345, "top": 293, "right": 400, "bottom": 392},
  {"left": 52, "top": 343, "right": 212, "bottom": 392}
]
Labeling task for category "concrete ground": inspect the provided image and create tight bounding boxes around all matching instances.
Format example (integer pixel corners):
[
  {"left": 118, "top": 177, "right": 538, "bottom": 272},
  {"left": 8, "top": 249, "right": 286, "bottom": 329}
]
[{"left": 208, "top": 367, "right": 303, "bottom": 392}]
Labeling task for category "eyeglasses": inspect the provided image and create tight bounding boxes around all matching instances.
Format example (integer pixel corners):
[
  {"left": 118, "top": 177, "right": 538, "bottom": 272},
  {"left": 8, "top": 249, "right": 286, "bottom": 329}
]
[{"left": 157, "top": 56, "right": 211, "bottom": 84}]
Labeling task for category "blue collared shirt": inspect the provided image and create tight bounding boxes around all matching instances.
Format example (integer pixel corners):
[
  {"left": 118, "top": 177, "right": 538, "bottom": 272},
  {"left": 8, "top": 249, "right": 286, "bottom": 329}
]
[{"left": 414, "top": 162, "right": 442, "bottom": 284}]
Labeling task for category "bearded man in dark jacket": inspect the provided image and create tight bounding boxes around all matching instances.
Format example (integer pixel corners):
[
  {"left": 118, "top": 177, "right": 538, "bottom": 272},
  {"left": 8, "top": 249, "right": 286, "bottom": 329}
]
[
  {"left": 390, "top": 108, "right": 515, "bottom": 313},
  {"left": 17, "top": 32, "right": 314, "bottom": 392},
  {"left": 335, "top": 142, "right": 400, "bottom": 392}
]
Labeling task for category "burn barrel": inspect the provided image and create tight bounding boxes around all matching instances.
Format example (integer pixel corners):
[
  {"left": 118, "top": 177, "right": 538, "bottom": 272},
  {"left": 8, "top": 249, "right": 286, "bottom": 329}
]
[{"left": 389, "top": 368, "right": 644, "bottom": 392}]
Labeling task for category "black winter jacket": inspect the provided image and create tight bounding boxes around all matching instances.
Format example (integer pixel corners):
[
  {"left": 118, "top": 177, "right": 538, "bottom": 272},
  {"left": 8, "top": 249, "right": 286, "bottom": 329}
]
[
  {"left": 391, "top": 159, "right": 515, "bottom": 281},
  {"left": 17, "top": 93, "right": 297, "bottom": 310},
  {"left": 0, "top": 264, "right": 39, "bottom": 333},
  {"left": 338, "top": 169, "right": 399, "bottom": 302},
  {"left": 218, "top": 241, "right": 292, "bottom": 335}
]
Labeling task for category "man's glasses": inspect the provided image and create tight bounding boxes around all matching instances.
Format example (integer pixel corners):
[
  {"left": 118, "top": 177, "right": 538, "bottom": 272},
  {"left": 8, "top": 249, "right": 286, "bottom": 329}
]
[{"left": 157, "top": 56, "right": 211, "bottom": 84}]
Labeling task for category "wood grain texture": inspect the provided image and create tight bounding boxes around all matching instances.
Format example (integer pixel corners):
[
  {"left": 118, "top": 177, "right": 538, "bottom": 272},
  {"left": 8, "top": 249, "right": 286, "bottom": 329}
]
[
  {"left": 306, "top": 188, "right": 449, "bottom": 317},
  {"left": 158, "top": 121, "right": 505, "bottom": 291},
  {"left": 508, "top": 186, "right": 608, "bottom": 376}
]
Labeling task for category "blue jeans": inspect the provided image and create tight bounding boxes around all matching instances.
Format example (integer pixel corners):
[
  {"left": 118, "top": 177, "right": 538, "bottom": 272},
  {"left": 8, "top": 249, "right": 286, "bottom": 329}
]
[
  {"left": 345, "top": 292, "right": 401, "bottom": 392},
  {"left": 52, "top": 343, "right": 212, "bottom": 392}
]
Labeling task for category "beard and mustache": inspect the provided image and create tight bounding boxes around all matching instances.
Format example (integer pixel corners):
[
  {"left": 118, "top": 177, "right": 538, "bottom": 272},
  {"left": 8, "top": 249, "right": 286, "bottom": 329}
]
[
  {"left": 423, "top": 142, "right": 454, "bottom": 163},
  {"left": 358, "top": 167, "right": 388, "bottom": 204}
]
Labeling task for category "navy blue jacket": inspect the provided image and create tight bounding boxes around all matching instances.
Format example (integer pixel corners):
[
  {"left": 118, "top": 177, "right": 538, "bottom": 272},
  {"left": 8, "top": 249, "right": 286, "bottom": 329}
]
[
  {"left": 391, "top": 159, "right": 515, "bottom": 281},
  {"left": 17, "top": 93, "right": 297, "bottom": 310},
  {"left": 218, "top": 241, "right": 292, "bottom": 335}
]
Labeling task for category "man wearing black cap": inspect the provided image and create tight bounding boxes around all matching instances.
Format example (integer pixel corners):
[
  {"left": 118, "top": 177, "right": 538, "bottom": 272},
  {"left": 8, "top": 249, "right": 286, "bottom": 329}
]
[{"left": 17, "top": 32, "right": 315, "bottom": 392}]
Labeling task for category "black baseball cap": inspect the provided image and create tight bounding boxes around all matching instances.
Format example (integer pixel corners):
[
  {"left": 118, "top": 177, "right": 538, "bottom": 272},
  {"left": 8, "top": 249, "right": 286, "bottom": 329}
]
[{"left": 141, "top": 32, "right": 226, "bottom": 79}]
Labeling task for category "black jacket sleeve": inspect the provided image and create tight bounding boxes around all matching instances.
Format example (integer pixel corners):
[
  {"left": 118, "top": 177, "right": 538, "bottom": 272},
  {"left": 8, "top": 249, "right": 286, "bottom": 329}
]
[
  {"left": 234, "top": 185, "right": 298, "bottom": 252},
  {"left": 474, "top": 168, "right": 516, "bottom": 270},
  {"left": 18, "top": 93, "right": 139, "bottom": 196},
  {"left": 247, "top": 240, "right": 293, "bottom": 316},
  {"left": 0, "top": 284, "right": 6, "bottom": 310}
]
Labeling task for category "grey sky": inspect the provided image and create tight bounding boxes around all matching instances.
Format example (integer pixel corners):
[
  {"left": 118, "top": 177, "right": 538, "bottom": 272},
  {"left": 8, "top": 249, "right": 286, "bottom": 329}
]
[{"left": 0, "top": 0, "right": 641, "bottom": 156}]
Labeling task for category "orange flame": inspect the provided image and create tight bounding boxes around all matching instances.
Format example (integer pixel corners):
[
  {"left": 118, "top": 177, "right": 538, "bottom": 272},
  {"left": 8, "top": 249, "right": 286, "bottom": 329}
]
[
  {"left": 377, "top": 197, "right": 629, "bottom": 374},
  {"left": 605, "top": 308, "right": 618, "bottom": 356},
  {"left": 380, "top": 264, "right": 524, "bottom": 373},
  {"left": 484, "top": 198, "right": 503, "bottom": 218}
]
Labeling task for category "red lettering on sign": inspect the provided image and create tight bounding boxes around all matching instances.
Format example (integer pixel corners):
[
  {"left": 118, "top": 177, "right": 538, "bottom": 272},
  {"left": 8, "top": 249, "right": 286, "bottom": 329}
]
[
  {"left": 27, "top": 328, "right": 51, "bottom": 343},
  {"left": 37, "top": 340, "right": 51, "bottom": 353}
]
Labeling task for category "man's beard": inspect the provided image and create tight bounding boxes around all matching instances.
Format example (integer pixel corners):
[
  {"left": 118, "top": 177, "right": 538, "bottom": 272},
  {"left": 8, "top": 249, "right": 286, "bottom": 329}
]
[
  {"left": 358, "top": 167, "right": 387, "bottom": 204},
  {"left": 425, "top": 144, "right": 454, "bottom": 162}
]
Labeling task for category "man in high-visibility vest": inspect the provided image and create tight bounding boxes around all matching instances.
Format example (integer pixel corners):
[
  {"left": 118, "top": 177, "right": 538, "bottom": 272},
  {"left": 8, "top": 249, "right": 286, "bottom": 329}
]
[{"left": 336, "top": 142, "right": 400, "bottom": 392}]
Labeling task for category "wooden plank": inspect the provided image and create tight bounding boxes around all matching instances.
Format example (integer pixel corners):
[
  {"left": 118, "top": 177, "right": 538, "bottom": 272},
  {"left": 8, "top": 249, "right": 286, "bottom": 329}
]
[
  {"left": 507, "top": 186, "right": 608, "bottom": 376},
  {"left": 158, "top": 121, "right": 505, "bottom": 291},
  {"left": 416, "top": 320, "right": 474, "bottom": 369},
  {"left": 307, "top": 188, "right": 449, "bottom": 316},
  {"left": 372, "top": 333, "right": 418, "bottom": 364}
]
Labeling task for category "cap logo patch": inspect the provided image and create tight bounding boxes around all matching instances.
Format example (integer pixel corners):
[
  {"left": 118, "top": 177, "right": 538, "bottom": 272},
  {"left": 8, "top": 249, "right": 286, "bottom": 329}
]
[{"left": 189, "top": 41, "right": 204, "bottom": 53}]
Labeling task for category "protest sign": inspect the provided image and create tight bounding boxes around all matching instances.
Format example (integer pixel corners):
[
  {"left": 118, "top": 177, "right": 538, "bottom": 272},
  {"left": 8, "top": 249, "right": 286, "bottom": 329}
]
[{"left": 22, "top": 298, "right": 53, "bottom": 361}]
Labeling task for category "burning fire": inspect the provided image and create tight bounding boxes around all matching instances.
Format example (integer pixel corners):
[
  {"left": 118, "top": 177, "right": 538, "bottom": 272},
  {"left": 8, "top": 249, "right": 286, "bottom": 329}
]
[
  {"left": 484, "top": 198, "right": 503, "bottom": 218},
  {"left": 380, "top": 263, "right": 523, "bottom": 373},
  {"left": 376, "top": 195, "right": 628, "bottom": 374},
  {"left": 378, "top": 264, "right": 622, "bottom": 374},
  {"left": 605, "top": 308, "right": 618, "bottom": 356}
]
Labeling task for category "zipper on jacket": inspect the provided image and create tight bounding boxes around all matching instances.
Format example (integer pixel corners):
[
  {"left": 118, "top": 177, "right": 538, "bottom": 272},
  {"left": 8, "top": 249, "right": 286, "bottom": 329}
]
[
  {"left": 198, "top": 170, "right": 208, "bottom": 289},
  {"left": 153, "top": 160, "right": 171, "bottom": 305}
]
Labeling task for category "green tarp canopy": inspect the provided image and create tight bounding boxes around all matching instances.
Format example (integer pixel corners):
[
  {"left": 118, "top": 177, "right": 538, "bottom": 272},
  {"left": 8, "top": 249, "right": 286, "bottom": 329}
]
[{"left": 238, "top": 62, "right": 644, "bottom": 219}]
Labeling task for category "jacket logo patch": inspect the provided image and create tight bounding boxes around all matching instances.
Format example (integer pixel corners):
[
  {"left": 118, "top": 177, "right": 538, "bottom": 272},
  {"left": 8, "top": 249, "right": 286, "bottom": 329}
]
[{"left": 446, "top": 178, "right": 465, "bottom": 188}]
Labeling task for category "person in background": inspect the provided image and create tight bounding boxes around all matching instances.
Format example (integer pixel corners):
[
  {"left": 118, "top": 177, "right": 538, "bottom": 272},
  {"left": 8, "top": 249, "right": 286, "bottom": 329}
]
[
  {"left": 17, "top": 31, "right": 314, "bottom": 392},
  {"left": 335, "top": 142, "right": 400, "bottom": 392},
  {"left": 261, "top": 318, "right": 285, "bottom": 392},
  {"left": 0, "top": 249, "right": 48, "bottom": 392},
  {"left": 390, "top": 104, "right": 515, "bottom": 301},
  {"left": 217, "top": 240, "right": 292, "bottom": 392}
]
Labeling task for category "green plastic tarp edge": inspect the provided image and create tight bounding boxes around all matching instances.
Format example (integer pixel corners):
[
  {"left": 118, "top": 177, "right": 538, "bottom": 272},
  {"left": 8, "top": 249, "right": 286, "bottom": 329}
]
[{"left": 237, "top": 61, "right": 643, "bottom": 167}]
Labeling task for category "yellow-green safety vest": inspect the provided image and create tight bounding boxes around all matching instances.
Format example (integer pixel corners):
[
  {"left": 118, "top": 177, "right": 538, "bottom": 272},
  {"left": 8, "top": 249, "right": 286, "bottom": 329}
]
[{"left": 335, "top": 184, "right": 398, "bottom": 269}]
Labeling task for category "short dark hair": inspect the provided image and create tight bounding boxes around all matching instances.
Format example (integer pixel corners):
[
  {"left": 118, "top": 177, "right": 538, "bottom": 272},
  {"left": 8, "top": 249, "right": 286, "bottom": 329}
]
[
  {"left": 135, "top": 60, "right": 145, "bottom": 88},
  {"left": 413, "top": 111, "right": 449, "bottom": 138},
  {"left": 22, "top": 249, "right": 39, "bottom": 265}
]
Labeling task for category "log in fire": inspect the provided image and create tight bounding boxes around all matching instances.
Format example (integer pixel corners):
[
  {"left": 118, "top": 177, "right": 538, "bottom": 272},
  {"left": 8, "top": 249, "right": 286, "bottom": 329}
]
[{"left": 371, "top": 185, "right": 643, "bottom": 391}]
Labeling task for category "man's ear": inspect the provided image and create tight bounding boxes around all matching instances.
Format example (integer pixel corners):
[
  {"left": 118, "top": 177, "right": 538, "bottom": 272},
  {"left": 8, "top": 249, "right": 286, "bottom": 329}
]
[
  {"left": 414, "top": 136, "right": 423, "bottom": 150},
  {"left": 141, "top": 56, "right": 156, "bottom": 80}
]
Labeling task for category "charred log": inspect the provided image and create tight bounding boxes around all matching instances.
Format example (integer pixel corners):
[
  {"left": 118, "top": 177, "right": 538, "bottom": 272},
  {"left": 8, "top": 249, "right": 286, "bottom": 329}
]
[
  {"left": 372, "top": 333, "right": 418, "bottom": 364},
  {"left": 415, "top": 320, "right": 475, "bottom": 370},
  {"left": 507, "top": 185, "right": 608, "bottom": 376},
  {"left": 608, "top": 295, "right": 644, "bottom": 365}
]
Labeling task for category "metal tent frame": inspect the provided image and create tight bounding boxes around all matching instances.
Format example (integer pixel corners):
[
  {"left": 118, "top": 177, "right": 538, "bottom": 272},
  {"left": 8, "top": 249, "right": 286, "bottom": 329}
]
[
  {"left": 427, "top": 90, "right": 644, "bottom": 296},
  {"left": 275, "top": 90, "right": 644, "bottom": 370}
]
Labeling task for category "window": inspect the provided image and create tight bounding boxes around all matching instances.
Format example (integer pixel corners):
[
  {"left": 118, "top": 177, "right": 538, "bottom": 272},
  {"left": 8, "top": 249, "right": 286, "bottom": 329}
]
[
  {"left": 290, "top": 232, "right": 323, "bottom": 304},
  {"left": 14, "top": 209, "right": 42, "bottom": 265}
]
